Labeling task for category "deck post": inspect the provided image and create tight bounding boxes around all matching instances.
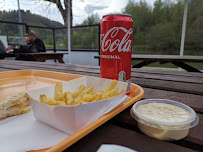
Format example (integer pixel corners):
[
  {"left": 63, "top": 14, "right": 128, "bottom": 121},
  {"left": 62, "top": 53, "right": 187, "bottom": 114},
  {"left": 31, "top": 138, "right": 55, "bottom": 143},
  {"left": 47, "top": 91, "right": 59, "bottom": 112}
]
[
  {"left": 52, "top": 29, "right": 56, "bottom": 53},
  {"left": 179, "top": 0, "right": 189, "bottom": 71},
  {"left": 17, "top": 0, "right": 24, "bottom": 44},
  {"left": 98, "top": 24, "right": 100, "bottom": 66}
]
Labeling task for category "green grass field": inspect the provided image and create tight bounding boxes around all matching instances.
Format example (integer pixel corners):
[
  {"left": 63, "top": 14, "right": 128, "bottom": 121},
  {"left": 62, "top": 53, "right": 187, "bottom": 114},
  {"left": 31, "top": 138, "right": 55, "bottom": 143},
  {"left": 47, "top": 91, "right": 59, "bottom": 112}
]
[{"left": 45, "top": 42, "right": 65, "bottom": 49}]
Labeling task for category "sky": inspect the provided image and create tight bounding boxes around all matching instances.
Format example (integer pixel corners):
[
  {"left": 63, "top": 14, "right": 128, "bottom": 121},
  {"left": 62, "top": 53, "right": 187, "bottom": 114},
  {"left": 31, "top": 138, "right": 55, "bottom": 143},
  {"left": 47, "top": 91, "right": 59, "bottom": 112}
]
[{"left": 0, "top": 0, "right": 156, "bottom": 25}]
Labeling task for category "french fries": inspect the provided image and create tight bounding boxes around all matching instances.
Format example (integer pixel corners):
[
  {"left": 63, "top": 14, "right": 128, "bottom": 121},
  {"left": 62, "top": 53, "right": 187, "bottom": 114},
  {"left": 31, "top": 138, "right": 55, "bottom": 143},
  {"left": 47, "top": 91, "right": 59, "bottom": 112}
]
[
  {"left": 104, "top": 80, "right": 118, "bottom": 94},
  {"left": 55, "top": 83, "right": 63, "bottom": 100},
  {"left": 40, "top": 80, "right": 124, "bottom": 106},
  {"left": 40, "top": 94, "right": 47, "bottom": 104}
]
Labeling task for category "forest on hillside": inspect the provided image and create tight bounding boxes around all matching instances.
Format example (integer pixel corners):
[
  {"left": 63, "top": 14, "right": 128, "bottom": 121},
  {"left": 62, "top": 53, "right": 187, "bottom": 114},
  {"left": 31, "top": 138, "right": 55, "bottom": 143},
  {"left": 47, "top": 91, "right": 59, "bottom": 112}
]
[
  {"left": 73, "top": 0, "right": 203, "bottom": 55},
  {"left": 0, "top": 0, "right": 202, "bottom": 55},
  {"left": 125, "top": 0, "right": 203, "bottom": 53}
]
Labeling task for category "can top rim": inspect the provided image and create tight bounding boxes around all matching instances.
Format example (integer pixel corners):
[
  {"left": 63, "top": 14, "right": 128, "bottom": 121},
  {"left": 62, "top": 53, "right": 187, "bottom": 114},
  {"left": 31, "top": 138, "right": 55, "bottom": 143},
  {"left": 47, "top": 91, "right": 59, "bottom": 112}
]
[{"left": 103, "top": 14, "right": 132, "bottom": 18}]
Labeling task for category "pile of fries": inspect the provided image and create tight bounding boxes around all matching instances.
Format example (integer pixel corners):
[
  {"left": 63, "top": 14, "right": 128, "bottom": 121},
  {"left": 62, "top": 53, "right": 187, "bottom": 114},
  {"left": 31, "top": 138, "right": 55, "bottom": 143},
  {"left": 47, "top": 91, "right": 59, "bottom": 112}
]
[{"left": 40, "top": 80, "right": 124, "bottom": 106}]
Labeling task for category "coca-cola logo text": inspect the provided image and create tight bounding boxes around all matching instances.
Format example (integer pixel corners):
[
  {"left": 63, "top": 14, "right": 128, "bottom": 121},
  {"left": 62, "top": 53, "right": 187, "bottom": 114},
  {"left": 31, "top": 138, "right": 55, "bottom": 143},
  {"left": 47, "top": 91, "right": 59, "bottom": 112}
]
[{"left": 101, "top": 27, "right": 133, "bottom": 52}]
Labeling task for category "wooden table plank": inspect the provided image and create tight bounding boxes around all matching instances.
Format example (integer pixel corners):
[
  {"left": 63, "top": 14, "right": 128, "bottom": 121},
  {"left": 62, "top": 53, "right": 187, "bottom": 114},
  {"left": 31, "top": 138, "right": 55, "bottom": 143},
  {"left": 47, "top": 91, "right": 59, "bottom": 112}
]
[
  {"left": 0, "top": 61, "right": 101, "bottom": 74},
  {"left": 95, "top": 55, "right": 203, "bottom": 62},
  {"left": 3, "top": 60, "right": 203, "bottom": 85},
  {"left": 131, "top": 55, "right": 203, "bottom": 63},
  {"left": 67, "top": 123, "right": 197, "bottom": 152},
  {"left": 131, "top": 72, "right": 203, "bottom": 84},
  {"left": 5, "top": 53, "right": 68, "bottom": 63},
  {"left": 4, "top": 60, "right": 203, "bottom": 81},
  {"left": 144, "top": 88, "right": 203, "bottom": 113},
  {"left": 0, "top": 65, "right": 202, "bottom": 113},
  {"left": 0, "top": 61, "right": 203, "bottom": 95},
  {"left": 0, "top": 65, "right": 99, "bottom": 78},
  {"left": 143, "top": 88, "right": 203, "bottom": 113},
  {"left": 1, "top": 60, "right": 203, "bottom": 77},
  {"left": 132, "top": 77, "right": 203, "bottom": 95},
  {"left": 20, "top": 53, "right": 69, "bottom": 55},
  {"left": 1, "top": 60, "right": 202, "bottom": 83},
  {"left": 187, "top": 114, "right": 203, "bottom": 147},
  {"left": 131, "top": 68, "right": 203, "bottom": 78},
  {"left": 1, "top": 60, "right": 100, "bottom": 69}
]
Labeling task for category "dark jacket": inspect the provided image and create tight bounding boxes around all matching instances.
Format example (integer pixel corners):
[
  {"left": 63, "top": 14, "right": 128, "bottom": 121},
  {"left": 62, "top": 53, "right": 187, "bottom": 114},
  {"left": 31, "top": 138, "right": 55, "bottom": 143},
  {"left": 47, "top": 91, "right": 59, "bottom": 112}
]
[
  {"left": 32, "top": 37, "right": 46, "bottom": 52},
  {"left": 0, "top": 40, "right": 6, "bottom": 59}
]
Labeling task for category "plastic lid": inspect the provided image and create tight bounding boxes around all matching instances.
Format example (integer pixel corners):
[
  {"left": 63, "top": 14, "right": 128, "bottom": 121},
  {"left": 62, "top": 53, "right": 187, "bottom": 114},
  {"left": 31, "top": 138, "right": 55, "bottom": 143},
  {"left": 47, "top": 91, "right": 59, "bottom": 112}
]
[
  {"left": 103, "top": 14, "right": 132, "bottom": 17},
  {"left": 131, "top": 99, "right": 199, "bottom": 130}
]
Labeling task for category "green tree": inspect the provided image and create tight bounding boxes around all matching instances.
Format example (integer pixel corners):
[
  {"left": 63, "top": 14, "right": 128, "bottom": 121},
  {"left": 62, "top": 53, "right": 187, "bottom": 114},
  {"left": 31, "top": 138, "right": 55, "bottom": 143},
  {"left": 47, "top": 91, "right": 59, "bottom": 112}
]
[
  {"left": 162, "top": 0, "right": 174, "bottom": 23},
  {"left": 153, "top": 0, "right": 165, "bottom": 24},
  {"left": 124, "top": 0, "right": 151, "bottom": 45},
  {"left": 186, "top": 16, "right": 203, "bottom": 49},
  {"left": 82, "top": 14, "right": 100, "bottom": 25},
  {"left": 187, "top": 0, "right": 203, "bottom": 26},
  {"left": 171, "top": 0, "right": 184, "bottom": 33},
  {"left": 124, "top": 0, "right": 152, "bottom": 33},
  {"left": 147, "top": 23, "right": 177, "bottom": 50},
  {"left": 72, "top": 14, "right": 100, "bottom": 49}
]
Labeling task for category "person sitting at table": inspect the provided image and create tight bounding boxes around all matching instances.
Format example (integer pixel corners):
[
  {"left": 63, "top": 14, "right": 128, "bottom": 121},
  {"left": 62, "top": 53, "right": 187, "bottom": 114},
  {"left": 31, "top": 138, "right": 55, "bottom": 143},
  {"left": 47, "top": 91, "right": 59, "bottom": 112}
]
[
  {"left": 14, "top": 30, "right": 46, "bottom": 60},
  {"left": 0, "top": 39, "right": 6, "bottom": 59},
  {"left": 25, "top": 30, "right": 46, "bottom": 52}
]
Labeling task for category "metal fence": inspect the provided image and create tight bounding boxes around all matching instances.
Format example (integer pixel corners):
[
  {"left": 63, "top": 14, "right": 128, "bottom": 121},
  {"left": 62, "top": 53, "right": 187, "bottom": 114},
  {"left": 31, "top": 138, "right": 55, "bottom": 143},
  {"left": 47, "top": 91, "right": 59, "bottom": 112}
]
[{"left": 0, "top": 20, "right": 100, "bottom": 53}]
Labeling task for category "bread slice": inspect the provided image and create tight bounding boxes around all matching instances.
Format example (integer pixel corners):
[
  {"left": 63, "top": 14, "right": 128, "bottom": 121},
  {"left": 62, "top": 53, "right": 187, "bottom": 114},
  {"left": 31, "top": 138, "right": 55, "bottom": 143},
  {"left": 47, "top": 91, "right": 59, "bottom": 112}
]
[
  {"left": 0, "top": 92, "right": 30, "bottom": 119},
  {"left": 0, "top": 106, "right": 30, "bottom": 119}
]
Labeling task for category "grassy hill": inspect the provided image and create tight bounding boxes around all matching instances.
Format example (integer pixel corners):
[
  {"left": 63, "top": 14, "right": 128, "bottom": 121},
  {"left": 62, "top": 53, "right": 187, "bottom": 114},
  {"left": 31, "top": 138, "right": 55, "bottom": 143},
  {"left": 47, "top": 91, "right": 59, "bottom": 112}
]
[{"left": 0, "top": 10, "right": 64, "bottom": 28}]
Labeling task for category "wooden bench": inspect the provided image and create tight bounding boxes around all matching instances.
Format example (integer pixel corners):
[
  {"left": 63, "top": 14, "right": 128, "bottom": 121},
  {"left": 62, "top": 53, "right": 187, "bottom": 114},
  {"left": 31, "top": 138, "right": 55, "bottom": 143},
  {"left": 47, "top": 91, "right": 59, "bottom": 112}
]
[
  {"left": 94, "top": 55, "right": 203, "bottom": 72},
  {"left": 5, "top": 52, "right": 68, "bottom": 63}
]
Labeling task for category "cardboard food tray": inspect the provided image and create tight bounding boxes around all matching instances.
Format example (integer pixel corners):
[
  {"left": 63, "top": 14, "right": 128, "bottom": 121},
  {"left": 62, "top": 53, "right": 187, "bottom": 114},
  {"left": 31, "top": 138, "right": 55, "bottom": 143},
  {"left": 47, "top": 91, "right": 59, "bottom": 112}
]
[{"left": 0, "top": 70, "right": 144, "bottom": 152}]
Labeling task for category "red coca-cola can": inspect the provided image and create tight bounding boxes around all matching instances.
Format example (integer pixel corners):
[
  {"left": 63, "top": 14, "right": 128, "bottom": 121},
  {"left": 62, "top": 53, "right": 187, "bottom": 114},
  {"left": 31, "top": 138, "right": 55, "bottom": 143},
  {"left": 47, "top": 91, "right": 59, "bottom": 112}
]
[{"left": 100, "top": 14, "right": 133, "bottom": 92}]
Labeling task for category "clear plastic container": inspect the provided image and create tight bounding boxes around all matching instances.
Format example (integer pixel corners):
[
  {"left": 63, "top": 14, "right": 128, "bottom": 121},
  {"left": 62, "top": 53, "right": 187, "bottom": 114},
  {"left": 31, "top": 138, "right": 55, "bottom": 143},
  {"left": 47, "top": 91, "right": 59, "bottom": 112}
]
[{"left": 131, "top": 99, "right": 199, "bottom": 140}]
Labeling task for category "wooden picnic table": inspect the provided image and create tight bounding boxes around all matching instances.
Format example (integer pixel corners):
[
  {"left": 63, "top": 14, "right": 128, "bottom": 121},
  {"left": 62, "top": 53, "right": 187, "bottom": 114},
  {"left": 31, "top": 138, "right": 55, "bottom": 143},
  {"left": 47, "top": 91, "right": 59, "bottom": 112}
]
[
  {"left": 0, "top": 60, "right": 202, "bottom": 152},
  {"left": 94, "top": 55, "right": 203, "bottom": 72},
  {"left": 5, "top": 52, "right": 68, "bottom": 63}
]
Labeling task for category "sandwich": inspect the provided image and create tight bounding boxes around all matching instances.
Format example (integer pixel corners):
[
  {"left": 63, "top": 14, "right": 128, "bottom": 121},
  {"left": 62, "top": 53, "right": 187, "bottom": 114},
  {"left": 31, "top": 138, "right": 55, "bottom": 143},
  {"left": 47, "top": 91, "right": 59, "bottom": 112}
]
[{"left": 0, "top": 92, "right": 30, "bottom": 119}]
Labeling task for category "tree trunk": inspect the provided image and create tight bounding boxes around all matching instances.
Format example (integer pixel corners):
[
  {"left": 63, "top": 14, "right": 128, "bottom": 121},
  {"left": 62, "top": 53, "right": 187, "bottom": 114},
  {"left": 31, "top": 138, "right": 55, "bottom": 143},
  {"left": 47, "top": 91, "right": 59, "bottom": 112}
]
[
  {"left": 46, "top": 0, "right": 73, "bottom": 49},
  {"left": 57, "top": 0, "right": 73, "bottom": 49}
]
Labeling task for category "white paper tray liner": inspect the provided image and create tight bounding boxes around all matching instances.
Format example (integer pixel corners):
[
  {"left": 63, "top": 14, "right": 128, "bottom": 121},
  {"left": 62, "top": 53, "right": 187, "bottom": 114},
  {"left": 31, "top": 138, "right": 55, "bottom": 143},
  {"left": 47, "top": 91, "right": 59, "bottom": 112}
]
[{"left": 0, "top": 111, "right": 68, "bottom": 152}]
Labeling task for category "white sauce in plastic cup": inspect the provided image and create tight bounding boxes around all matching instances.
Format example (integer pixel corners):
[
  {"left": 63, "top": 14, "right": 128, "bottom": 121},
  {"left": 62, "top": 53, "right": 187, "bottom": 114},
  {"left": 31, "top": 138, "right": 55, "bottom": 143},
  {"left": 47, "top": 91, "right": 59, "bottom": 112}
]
[{"left": 131, "top": 99, "right": 199, "bottom": 140}]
